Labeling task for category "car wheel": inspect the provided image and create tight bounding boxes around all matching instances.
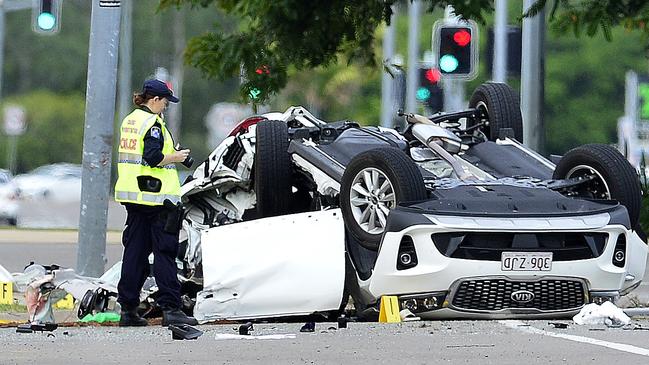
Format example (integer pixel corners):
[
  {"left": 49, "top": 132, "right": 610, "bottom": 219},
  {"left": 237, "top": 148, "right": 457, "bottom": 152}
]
[
  {"left": 468, "top": 82, "right": 523, "bottom": 143},
  {"left": 553, "top": 143, "right": 641, "bottom": 227},
  {"left": 8, "top": 217, "right": 17, "bottom": 226},
  {"left": 254, "top": 120, "right": 293, "bottom": 218},
  {"left": 340, "top": 147, "right": 427, "bottom": 251}
]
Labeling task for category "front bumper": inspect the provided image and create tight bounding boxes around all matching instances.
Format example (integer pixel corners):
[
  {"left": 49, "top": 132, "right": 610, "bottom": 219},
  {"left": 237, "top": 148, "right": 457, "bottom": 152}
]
[{"left": 359, "top": 211, "right": 648, "bottom": 318}]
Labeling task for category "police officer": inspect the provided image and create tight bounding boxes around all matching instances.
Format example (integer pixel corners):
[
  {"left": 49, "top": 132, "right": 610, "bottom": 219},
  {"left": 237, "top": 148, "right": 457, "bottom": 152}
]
[{"left": 114, "top": 79, "right": 197, "bottom": 327}]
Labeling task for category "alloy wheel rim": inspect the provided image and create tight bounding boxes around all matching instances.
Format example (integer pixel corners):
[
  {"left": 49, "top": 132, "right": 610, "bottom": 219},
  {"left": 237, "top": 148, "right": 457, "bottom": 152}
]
[
  {"left": 349, "top": 167, "right": 396, "bottom": 234},
  {"left": 566, "top": 164, "right": 611, "bottom": 199}
]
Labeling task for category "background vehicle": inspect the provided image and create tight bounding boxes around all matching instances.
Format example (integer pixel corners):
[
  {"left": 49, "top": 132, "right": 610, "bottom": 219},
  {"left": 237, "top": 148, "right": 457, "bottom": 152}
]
[
  {"left": 12, "top": 163, "right": 82, "bottom": 202},
  {"left": 0, "top": 169, "right": 18, "bottom": 226},
  {"left": 180, "top": 82, "right": 646, "bottom": 321}
]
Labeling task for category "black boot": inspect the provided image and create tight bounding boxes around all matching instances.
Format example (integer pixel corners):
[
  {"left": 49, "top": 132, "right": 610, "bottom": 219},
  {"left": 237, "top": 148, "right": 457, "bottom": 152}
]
[
  {"left": 162, "top": 308, "right": 198, "bottom": 326},
  {"left": 119, "top": 308, "right": 148, "bottom": 327}
]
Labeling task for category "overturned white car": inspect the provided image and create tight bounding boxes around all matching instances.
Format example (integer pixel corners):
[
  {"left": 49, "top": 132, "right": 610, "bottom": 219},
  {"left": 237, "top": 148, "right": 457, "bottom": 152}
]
[{"left": 180, "top": 82, "right": 647, "bottom": 321}]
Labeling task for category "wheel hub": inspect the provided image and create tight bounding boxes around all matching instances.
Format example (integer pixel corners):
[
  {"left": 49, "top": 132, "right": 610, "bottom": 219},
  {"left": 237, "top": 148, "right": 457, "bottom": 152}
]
[{"left": 349, "top": 167, "right": 396, "bottom": 235}]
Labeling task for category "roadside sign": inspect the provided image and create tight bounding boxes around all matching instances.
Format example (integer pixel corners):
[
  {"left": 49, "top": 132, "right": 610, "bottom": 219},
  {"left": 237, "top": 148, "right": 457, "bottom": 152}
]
[{"left": 3, "top": 105, "right": 26, "bottom": 136}]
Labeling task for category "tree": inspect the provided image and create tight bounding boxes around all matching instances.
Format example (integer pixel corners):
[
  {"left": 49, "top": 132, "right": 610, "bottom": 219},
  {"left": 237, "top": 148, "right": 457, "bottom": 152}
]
[
  {"left": 160, "top": 0, "right": 649, "bottom": 103},
  {"left": 158, "top": 0, "right": 498, "bottom": 104}
]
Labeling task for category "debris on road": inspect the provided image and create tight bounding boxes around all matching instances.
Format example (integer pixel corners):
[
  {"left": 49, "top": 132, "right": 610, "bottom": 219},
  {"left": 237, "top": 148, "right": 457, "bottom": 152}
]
[
  {"left": 238, "top": 322, "right": 254, "bottom": 335},
  {"left": 214, "top": 333, "right": 297, "bottom": 340},
  {"left": 573, "top": 302, "right": 631, "bottom": 327},
  {"left": 169, "top": 324, "right": 203, "bottom": 340},
  {"left": 300, "top": 321, "right": 315, "bottom": 333},
  {"left": 548, "top": 322, "right": 569, "bottom": 329}
]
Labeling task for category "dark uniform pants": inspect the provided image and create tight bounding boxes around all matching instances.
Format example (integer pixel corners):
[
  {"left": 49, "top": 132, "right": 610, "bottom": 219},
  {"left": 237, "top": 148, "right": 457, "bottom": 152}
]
[{"left": 117, "top": 206, "right": 181, "bottom": 310}]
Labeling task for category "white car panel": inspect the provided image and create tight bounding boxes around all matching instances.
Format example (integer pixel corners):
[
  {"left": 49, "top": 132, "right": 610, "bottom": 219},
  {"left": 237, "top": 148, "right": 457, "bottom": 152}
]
[{"left": 194, "top": 209, "right": 346, "bottom": 322}]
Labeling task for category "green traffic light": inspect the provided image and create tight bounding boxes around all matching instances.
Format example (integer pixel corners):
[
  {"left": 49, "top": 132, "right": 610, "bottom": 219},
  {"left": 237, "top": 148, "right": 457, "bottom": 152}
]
[
  {"left": 416, "top": 87, "right": 431, "bottom": 101},
  {"left": 37, "top": 12, "right": 56, "bottom": 30},
  {"left": 439, "top": 55, "right": 459, "bottom": 73},
  {"left": 249, "top": 88, "right": 261, "bottom": 100}
]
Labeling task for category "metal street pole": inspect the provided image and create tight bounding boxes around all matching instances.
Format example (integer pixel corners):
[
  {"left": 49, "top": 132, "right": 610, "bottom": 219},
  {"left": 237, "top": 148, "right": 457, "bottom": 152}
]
[
  {"left": 118, "top": 0, "right": 132, "bottom": 120},
  {"left": 521, "top": 0, "right": 545, "bottom": 152},
  {"left": 380, "top": 5, "right": 396, "bottom": 127},
  {"left": 77, "top": 0, "right": 121, "bottom": 277},
  {"left": 493, "top": 0, "right": 508, "bottom": 82},
  {"left": 0, "top": 2, "right": 5, "bottom": 105},
  {"left": 405, "top": 0, "right": 421, "bottom": 113}
]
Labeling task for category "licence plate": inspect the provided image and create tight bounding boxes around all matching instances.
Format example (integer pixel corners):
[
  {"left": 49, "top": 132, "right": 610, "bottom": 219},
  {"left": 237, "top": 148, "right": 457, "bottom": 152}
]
[{"left": 501, "top": 252, "right": 553, "bottom": 271}]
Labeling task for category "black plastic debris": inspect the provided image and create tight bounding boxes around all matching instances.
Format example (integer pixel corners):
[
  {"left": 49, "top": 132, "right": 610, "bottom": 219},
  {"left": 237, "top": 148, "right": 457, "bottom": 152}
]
[
  {"left": 548, "top": 322, "right": 569, "bottom": 329},
  {"left": 16, "top": 323, "right": 58, "bottom": 334},
  {"left": 169, "top": 324, "right": 203, "bottom": 340},
  {"left": 300, "top": 321, "right": 316, "bottom": 333},
  {"left": 337, "top": 315, "right": 348, "bottom": 329},
  {"left": 16, "top": 324, "right": 33, "bottom": 334},
  {"left": 238, "top": 322, "right": 254, "bottom": 335}
]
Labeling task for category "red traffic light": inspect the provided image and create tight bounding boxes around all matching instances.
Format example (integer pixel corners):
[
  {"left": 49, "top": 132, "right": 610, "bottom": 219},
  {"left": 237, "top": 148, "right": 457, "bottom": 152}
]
[
  {"left": 424, "top": 68, "right": 441, "bottom": 84},
  {"left": 255, "top": 65, "right": 270, "bottom": 75},
  {"left": 453, "top": 30, "right": 471, "bottom": 47}
]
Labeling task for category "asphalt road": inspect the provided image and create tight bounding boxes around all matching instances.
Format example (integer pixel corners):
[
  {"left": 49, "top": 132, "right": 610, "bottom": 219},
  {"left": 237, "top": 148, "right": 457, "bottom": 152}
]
[
  {"left": 3, "top": 320, "right": 649, "bottom": 364},
  {"left": 3, "top": 230, "right": 649, "bottom": 363}
]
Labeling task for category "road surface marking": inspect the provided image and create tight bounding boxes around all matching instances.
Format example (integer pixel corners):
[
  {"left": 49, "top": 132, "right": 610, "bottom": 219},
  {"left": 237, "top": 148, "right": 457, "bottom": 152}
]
[{"left": 500, "top": 320, "right": 649, "bottom": 357}]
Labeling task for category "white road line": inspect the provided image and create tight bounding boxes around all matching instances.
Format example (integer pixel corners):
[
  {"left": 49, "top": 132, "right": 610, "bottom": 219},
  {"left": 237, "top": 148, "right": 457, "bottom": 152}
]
[{"left": 500, "top": 320, "right": 649, "bottom": 357}]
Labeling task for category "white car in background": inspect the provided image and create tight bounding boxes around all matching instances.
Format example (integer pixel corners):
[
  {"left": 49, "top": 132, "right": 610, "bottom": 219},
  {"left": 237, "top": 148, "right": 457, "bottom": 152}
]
[
  {"left": 13, "top": 163, "right": 82, "bottom": 202},
  {"left": 0, "top": 169, "right": 18, "bottom": 225}
]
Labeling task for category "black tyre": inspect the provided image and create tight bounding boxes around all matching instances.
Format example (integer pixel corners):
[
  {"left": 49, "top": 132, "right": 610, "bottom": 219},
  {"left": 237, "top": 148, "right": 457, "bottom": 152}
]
[
  {"left": 340, "top": 147, "right": 427, "bottom": 251},
  {"left": 468, "top": 82, "right": 523, "bottom": 143},
  {"left": 254, "top": 120, "right": 292, "bottom": 217},
  {"left": 553, "top": 143, "right": 641, "bottom": 227}
]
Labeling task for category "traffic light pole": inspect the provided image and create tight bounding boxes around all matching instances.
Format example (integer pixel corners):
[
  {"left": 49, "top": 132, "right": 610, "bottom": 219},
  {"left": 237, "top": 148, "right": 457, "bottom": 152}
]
[
  {"left": 77, "top": 0, "right": 121, "bottom": 277},
  {"left": 493, "top": 0, "right": 508, "bottom": 82},
  {"left": 380, "top": 5, "right": 396, "bottom": 128},
  {"left": 405, "top": 0, "right": 421, "bottom": 113},
  {"left": 521, "top": 0, "right": 545, "bottom": 152}
]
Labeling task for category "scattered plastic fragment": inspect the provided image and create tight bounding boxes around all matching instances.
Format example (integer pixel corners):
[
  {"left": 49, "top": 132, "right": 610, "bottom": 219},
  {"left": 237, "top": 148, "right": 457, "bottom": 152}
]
[
  {"left": 337, "top": 315, "right": 348, "bottom": 329},
  {"left": 169, "top": 324, "right": 203, "bottom": 340},
  {"left": 79, "top": 312, "right": 120, "bottom": 323},
  {"left": 399, "top": 309, "right": 421, "bottom": 322},
  {"left": 239, "top": 322, "right": 254, "bottom": 335},
  {"left": 214, "top": 333, "right": 297, "bottom": 340},
  {"left": 548, "top": 322, "right": 569, "bottom": 329},
  {"left": 300, "top": 321, "right": 315, "bottom": 333},
  {"left": 573, "top": 302, "right": 631, "bottom": 327},
  {"left": 15, "top": 322, "right": 58, "bottom": 334}
]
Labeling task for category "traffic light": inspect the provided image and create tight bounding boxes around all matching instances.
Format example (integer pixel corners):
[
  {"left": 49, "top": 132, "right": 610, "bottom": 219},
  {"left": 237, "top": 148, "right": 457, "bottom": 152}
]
[
  {"left": 417, "top": 67, "right": 444, "bottom": 112},
  {"left": 32, "top": 0, "right": 62, "bottom": 35},
  {"left": 246, "top": 65, "right": 271, "bottom": 101},
  {"left": 434, "top": 23, "right": 478, "bottom": 79}
]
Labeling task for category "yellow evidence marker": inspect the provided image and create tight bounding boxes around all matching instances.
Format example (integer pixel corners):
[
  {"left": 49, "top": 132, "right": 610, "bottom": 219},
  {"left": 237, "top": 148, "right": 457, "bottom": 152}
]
[
  {"left": 378, "top": 295, "right": 401, "bottom": 323},
  {"left": 54, "top": 294, "right": 75, "bottom": 309},
  {"left": 0, "top": 282, "right": 13, "bottom": 305}
]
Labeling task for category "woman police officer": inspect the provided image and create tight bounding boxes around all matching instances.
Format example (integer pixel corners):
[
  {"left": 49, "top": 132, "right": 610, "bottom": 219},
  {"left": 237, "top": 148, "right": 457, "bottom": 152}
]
[{"left": 114, "top": 79, "right": 197, "bottom": 327}]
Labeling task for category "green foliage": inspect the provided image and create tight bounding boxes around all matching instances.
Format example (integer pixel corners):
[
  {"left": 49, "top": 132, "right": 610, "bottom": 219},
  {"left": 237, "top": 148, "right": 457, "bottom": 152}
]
[
  {"left": 544, "top": 27, "right": 647, "bottom": 155},
  {"left": 0, "top": 91, "right": 86, "bottom": 172},
  {"left": 160, "top": 0, "right": 502, "bottom": 104},
  {"left": 527, "top": 0, "right": 649, "bottom": 44}
]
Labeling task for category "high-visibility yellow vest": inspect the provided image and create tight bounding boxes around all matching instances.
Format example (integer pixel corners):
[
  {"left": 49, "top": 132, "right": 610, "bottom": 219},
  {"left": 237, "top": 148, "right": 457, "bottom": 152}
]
[{"left": 114, "top": 109, "right": 180, "bottom": 206}]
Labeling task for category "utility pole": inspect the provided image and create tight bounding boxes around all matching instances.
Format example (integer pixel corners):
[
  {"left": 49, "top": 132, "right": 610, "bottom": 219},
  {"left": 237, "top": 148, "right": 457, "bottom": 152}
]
[
  {"left": 405, "top": 0, "right": 421, "bottom": 113},
  {"left": 77, "top": 0, "right": 121, "bottom": 277},
  {"left": 167, "top": 6, "right": 185, "bottom": 137},
  {"left": 521, "top": 0, "right": 545, "bottom": 152},
  {"left": 118, "top": 0, "right": 132, "bottom": 120},
  {"left": 380, "top": 5, "right": 396, "bottom": 127},
  {"left": 493, "top": 0, "right": 508, "bottom": 82}
]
